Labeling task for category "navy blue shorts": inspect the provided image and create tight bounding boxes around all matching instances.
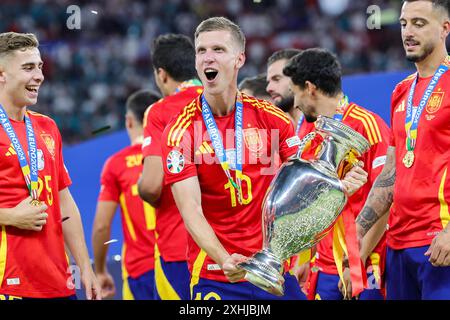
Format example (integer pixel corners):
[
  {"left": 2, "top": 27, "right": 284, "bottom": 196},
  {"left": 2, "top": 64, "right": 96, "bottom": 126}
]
[
  {"left": 386, "top": 246, "right": 450, "bottom": 300},
  {"left": 191, "top": 273, "right": 306, "bottom": 300},
  {"left": 154, "top": 255, "right": 190, "bottom": 300},
  {"left": 314, "top": 271, "right": 384, "bottom": 300},
  {"left": 127, "top": 269, "right": 155, "bottom": 300}
]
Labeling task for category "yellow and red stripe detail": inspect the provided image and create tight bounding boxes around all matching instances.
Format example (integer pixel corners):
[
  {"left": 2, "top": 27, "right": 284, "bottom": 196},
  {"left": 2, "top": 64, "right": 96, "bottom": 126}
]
[
  {"left": 346, "top": 105, "right": 382, "bottom": 145},
  {"left": 439, "top": 168, "right": 450, "bottom": 229},
  {"left": 0, "top": 226, "right": 7, "bottom": 287},
  {"left": 167, "top": 100, "right": 197, "bottom": 147}
]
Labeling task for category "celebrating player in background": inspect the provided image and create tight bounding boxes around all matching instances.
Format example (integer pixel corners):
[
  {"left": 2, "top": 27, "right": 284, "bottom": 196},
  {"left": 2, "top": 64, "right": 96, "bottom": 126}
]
[
  {"left": 138, "top": 34, "right": 202, "bottom": 300},
  {"left": 0, "top": 32, "right": 100, "bottom": 300},
  {"left": 161, "top": 17, "right": 367, "bottom": 300},
  {"left": 238, "top": 73, "right": 272, "bottom": 101},
  {"left": 284, "top": 48, "right": 390, "bottom": 300},
  {"left": 356, "top": 0, "right": 450, "bottom": 300},
  {"left": 266, "top": 49, "right": 313, "bottom": 137},
  {"left": 92, "top": 89, "right": 160, "bottom": 300}
]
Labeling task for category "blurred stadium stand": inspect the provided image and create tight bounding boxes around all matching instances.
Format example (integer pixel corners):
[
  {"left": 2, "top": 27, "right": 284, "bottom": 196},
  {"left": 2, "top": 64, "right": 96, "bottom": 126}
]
[{"left": 3, "top": 0, "right": 414, "bottom": 144}]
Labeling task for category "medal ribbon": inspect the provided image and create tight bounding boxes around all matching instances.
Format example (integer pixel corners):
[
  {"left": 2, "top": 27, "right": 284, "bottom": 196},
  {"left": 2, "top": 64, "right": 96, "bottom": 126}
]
[
  {"left": 201, "top": 93, "right": 244, "bottom": 204},
  {"left": 405, "top": 56, "right": 450, "bottom": 151},
  {"left": 295, "top": 113, "right": 304, "bottom": 137},
  {"left": 175, "top": 78, "right": 202, "bottom": 93},
  {"left": 333, "top": 94, "right": 349, "bottom": 122},
  {"left": 0, "top": 105, "right": 39, "bottom": 200}
]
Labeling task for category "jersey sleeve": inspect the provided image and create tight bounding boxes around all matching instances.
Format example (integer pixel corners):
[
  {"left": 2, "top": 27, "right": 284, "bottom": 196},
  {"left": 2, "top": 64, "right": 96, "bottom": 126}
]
[
  {"left": 55, "top": 125, "right": 72, "bottom": 190},
  {"left": 142, "top": 102, "right": 165, "bottom": 158},
  {"left": 277, "top": 118, "right": 300, "bottom": 162},
  {"left": 98, "top": 156, "right": 120, "bottom": 202},
  {"left": 161, "top": 118, "right": 197, "bottom": 186},
  {"left": 362, "top": 114, "right": 390, "bottom": 185}
]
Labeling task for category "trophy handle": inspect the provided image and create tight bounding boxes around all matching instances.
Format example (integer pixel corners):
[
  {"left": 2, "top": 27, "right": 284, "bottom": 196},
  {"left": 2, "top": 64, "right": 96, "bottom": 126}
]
[
  {"left": 295, "top": 132, "right": 316, "bottom": 159},
  {"left": 344, "top": 149, "right": 361, "bottom": 167}
]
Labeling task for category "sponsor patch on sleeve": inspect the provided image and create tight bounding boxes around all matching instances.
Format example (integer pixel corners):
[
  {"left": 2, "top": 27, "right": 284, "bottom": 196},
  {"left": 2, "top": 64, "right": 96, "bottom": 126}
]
[
  {"left": 372, "top": 155, "right": 386, "bottom": 169},
  {"left": 286, "top": 136, "right": 301, "bottom": 148},
  {"left": 166, "top": 150, "right": 185, "bottom": 174}
]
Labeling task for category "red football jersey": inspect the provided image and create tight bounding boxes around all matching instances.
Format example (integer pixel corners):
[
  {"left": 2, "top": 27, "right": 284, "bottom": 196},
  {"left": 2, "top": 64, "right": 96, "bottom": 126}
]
[
  {"left": 302, "top": 103, "right": 390, "bottom": 275},
  {"left": 98, "top": 143, "right": 155, "bottom": 278},
  {"left": 142, "top": 85, "right": 203, "bottom": 262},
  {"left": 0, "top": 110, "right": 73, "bottom": 298},
  {"left": 388, "top": 72, "right": 450, "bottom": 249},
  {"left": 161, "top": 93, "right": 298, "bottom": 282}
]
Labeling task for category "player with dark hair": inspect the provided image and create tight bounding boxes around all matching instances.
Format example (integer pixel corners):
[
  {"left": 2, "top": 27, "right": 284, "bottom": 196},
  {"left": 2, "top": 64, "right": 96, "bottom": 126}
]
[
  {"left": 284, "top": 48, "right": 390, "bottom": 300},
  {"left": 138, "top": 33, "right": 202, "bottom": 300},
  {"left": 356, "top": 0, "right": 450, "bottom": 299},
  {"left": 93, "top": 89, "right": 161, "bottom": 300},
  {"left": 266, "top": 49, "right": 313, "bottom": 137}
]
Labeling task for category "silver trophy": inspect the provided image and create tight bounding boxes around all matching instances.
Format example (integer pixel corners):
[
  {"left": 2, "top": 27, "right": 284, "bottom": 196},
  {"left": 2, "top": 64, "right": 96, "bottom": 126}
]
[{"left": 237, "top": 115, "right": 370, "bottom": 296}]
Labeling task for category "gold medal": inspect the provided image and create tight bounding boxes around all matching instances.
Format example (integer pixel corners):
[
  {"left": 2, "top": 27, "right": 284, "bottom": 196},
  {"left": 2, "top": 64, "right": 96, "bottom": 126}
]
[
  {"left": 402, "top": 151, "right": 415, "bottom": 168},
  {"left": 30, "top": 199, "right": 41, "bottom": 206}
]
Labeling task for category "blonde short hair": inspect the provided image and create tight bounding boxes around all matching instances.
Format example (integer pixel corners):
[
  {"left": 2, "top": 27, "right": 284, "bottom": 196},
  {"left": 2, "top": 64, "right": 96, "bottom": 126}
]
[
  {"left": 0, "top": 32, "right": 39, "bottom": 60},
  {"left": 195, "top": 17, "right": 246, "bottom": 52}
]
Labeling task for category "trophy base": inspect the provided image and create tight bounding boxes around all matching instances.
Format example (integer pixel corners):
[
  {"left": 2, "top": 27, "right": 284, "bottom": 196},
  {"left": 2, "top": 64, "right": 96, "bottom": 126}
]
[{"left": 237, "top": 249, "right": 285, "bottom": 296}]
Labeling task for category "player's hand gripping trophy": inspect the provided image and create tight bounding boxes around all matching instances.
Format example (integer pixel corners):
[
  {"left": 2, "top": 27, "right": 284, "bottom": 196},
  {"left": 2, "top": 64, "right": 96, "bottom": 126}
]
[{"left": 238, "top": 115, "right": 370, "bottom": 296}]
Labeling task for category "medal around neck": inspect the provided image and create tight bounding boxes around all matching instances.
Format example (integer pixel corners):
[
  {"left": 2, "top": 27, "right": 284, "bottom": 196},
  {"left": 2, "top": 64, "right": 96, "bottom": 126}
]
[
  {"left": 237, "top": 115, "right": 370, "bottom": 296},
  {"left": 402, "top": 150, "right": 414, "bottom": 168}
]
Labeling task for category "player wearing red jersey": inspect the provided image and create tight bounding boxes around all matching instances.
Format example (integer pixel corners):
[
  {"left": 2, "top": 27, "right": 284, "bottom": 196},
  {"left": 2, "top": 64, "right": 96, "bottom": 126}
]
[
  {"left": 284, "top": 48, "right": 390, "bottom": 300},
  {"left": 92, "top": 89, "right": 160, "bottom": 300},
  {"left": 161, "top": 17, "right": 367, "bottom": 300},
  {"left": 0, "top": 32, "right": 100, "bottom": 299},
  {"left": 356, "top": 0, "right": 450, "bottom": 299},
  {"left": 138, "top": 34, "right": 202, "bottom": 300}
]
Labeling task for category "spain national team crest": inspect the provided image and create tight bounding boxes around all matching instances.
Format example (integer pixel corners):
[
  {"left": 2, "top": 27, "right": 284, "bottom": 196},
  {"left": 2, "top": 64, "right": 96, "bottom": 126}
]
[
  {"left": 426, "top": 91, "right": 444, "bottom": 114},
  {"left": 243, "top": 128, "right": 263, "bottom": 156},
  {"left": 166, "top": 150, "right": 185, "bottom": 174},
  {"left": 40, "top": 133, "right": 56, "bottom": 159}
]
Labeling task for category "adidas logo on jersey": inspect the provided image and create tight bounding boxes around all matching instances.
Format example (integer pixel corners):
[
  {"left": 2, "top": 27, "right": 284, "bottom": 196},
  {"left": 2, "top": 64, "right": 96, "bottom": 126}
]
[
  {"left": 5, "top": 144, "right": 16, "bottom": 157},
  {"left": 395, "top": 101, "right": 405, "bottom": 113}
]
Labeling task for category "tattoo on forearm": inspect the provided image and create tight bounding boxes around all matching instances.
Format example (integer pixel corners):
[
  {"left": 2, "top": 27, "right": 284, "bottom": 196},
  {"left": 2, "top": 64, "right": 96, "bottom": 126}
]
[
  {"left": 373, "top": 170, "right": 396, "bottom": 188},
  {"left": 356, "top": 207, "right": 378, "bottom": 233},
  {"left": 357, "top": 165, "right": 395, "bottom": 236}
]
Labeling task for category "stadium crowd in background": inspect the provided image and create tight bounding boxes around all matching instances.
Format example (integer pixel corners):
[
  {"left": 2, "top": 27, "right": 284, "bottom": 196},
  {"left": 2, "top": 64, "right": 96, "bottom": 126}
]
[{"left": 1, "top": 0, "right": 413, "bottom": 144}]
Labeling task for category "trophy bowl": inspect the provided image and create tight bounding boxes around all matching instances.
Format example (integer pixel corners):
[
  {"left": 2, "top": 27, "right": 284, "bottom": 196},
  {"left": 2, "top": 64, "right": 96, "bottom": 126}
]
[{"left": 237, "top": 115, "right": 370, "bottom": 296}]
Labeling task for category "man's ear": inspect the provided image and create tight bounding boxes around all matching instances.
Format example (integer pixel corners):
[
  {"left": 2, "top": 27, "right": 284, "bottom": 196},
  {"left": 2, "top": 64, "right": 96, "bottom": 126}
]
[
  {"left": 236, "top": 52, "right": 246, "bottom": 69},
  {"left": 125, "top": 113, "right": 133, "bottom": 130},
  {"left": 442, "top": 19, "right": 450, "bottom": 40},
  {"left": 0, "top": 64, "right": 6, "bottom": 84},
  {"left": 157, "top": 68, "right": 169, "bottom": 84},
  {"left": 305, "top": 81, "right": 317, "bottom": 96}
]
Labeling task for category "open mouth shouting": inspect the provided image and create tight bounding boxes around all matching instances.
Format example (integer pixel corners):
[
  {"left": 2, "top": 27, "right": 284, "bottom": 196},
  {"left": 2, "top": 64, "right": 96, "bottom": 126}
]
[{"left": 204, "top": 68, "right": 219, "bottom": 83}]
